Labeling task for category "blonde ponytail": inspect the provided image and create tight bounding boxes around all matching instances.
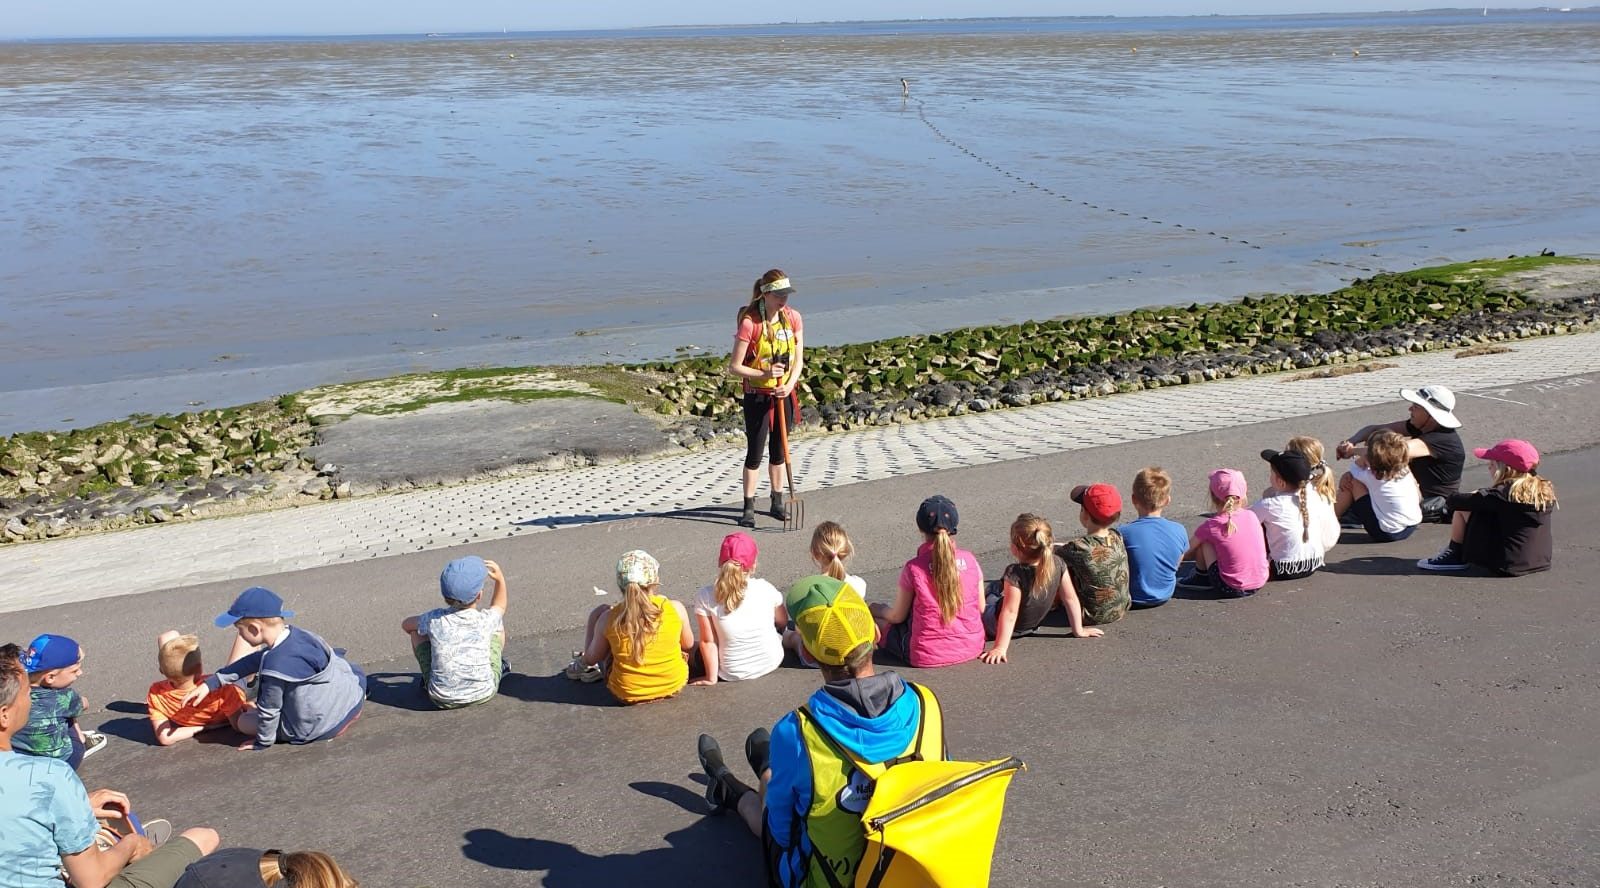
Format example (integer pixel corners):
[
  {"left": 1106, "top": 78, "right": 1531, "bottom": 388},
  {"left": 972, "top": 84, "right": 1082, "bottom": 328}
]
[
  {"left": 1009, "top": 513, "right": 1054, "bottom": 599},
  {"left": 930, "top": 528, "right": 963, "bottom": 623},
  {"left": 713, "top": 560, "right": 749, "bottom": 612},
  {"left": 810, "top": 521, "right": 854, "bottom": 582},
  {"left": 1296, "top": 482, "right": 1312, "bottom": 543},
  {"left": 614, "top": 581, "right": 663, "bottom": 665},
  {"left": 1499, "top": 465, "right": 1558, "bottom": 510}
]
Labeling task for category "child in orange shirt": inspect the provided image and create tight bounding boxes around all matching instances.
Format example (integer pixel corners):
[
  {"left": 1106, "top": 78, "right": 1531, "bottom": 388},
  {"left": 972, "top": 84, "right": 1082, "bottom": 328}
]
[{"left": 146, "top": 631, "right": 248, "bottom": 746}]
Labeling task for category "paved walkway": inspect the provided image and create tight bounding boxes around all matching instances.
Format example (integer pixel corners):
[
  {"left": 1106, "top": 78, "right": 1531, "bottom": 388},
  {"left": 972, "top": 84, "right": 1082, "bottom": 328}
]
[{"left": 5, "top": 332, "right": 1599, "bottom": 611}]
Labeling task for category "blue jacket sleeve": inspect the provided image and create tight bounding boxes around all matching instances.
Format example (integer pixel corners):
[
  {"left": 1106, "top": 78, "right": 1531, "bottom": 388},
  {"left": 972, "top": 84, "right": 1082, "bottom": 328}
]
[
  {"left": 764, "top": 711, "right": 810, "bottom": 858},
  {"left": 251, "top": 677, "right": 285, "bottom": 749},
  {"left": 206, "top": 649, "right": 266, "bottom": 691}
]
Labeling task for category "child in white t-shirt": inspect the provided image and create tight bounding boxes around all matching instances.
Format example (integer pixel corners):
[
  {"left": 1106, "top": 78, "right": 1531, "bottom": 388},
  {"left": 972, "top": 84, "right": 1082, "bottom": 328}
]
[
  {"left": 402, "top": 556, "right": 509, "bottom": 708},
  {"left": 1252, "top": 450, "right": 1326, "bottom": 581},
  {"left": 692, "top": 533, "right": 786, "bottom": 685},
  {"left": 1337, "top": 429, "right": 1423, "bottom": 542}
]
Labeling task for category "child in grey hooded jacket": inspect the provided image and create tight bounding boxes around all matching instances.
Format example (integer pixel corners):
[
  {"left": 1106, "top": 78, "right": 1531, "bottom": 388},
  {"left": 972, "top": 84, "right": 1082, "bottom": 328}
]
[{"left": 183, "top": 587, "right": 366, "bottom": 750}]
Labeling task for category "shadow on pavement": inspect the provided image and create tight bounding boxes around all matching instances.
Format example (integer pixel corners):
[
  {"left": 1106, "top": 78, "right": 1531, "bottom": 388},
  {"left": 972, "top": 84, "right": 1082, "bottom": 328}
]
[
  {"left": 519, "top": 505, "right": 744, "bottom": 530},
  {"left": 628, "top": 780, "right": 707, "bottom": 814},
  {"left": 461, "top": 822, "right": 761, "bottom": 885},
  {"left": 496, "top": 672, "right": 619, "bottom": 707},
  {"left": 1320, "top": 555, "right": 1423, "bottom": 576},
  {"left": 363, "top": 671, "right": 436, "bottom": 713},
  {"left": 95, "top": 715, "right": 155, "bottom": 745}
]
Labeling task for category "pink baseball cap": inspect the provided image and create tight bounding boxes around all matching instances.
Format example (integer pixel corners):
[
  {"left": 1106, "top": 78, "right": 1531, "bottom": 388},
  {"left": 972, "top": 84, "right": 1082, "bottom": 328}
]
[
  {"left": 1473, "top": 439, "right": 1539, "bottom": 473},
  {"left": 719, "top": 532, "right": 758, "bottom": 571},
  {"left": 1209, "top": 468, "right": 1247, "bottom": 501}
]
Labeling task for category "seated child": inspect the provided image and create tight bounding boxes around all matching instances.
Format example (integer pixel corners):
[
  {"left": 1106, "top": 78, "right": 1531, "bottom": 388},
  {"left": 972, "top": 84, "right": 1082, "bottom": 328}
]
[
  {"left": 402, "top": 556, "right": 509, "bottom": 709},
  {"left": 1056, "top": 483, "right": 1132, "bottom": 625},
  {"left": 15, "top": 634, "right": 106, "bottom": 769},
  {"left": 1179, "top": 469, "right": 1269, "bottom": 597},
  {"left": 185, "top": 587, "right": 367, "bottom": 750},
  {"left": 175, "top": 849, "right": 359, "bottom": 888},
  {"left": 873, "top": 495, "right": 985, "bottom": 667},
  {"left": 1337, "top": 428, "right": 1422, "bottom": 542},
  {"left": 147, "top": 631, "right": 249, "bottom": 746},
  {"left": 1287, "top": 435, "right": 1341, "bottom": 553},
  {"left": 1119, "top": 468, "right": 1189, "bottom": 608},
  {"left": 980, "top": 513, "right": 1103, "bottom": 664},
  {"left": 566, "top": 550, "right": 693, "bottom": 705},
  {"left": 1252, "top": 450, "right": 1325, "bottom": 580},
  {"left": 1418, "top": 439, "right": 1557, "bottom": 576},
  {"left": 692, "top": 532, "right": 786, "bottom": 685},
  {"left": 784, "top": 521, "right": 866, "bottom": 664}
]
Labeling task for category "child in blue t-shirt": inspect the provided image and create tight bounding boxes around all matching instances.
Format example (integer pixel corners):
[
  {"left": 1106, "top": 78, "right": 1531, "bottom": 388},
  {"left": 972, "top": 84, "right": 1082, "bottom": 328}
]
[{"left": 1120, "top": 468, "right": 1189, "bottom": 608}]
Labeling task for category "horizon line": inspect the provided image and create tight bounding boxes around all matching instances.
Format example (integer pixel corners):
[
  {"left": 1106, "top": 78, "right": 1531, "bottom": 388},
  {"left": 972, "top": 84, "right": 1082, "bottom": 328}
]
[{"left": 3, "top": 6, "right": 1593, "bottom": 43}]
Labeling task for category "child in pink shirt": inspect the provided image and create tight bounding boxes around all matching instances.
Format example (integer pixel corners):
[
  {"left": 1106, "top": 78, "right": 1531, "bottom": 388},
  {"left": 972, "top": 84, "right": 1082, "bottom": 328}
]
[
  {"left": 1178, "top": 469, "right": 1269, "bottom": 597},
  {"left": 872, "top": 495, "right": 985, "bottom": 667}
]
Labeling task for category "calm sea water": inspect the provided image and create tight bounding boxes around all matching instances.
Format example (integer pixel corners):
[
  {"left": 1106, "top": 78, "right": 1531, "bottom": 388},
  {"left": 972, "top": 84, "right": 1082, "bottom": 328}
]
[{"left": 2, "top": 11, "right": 1598, "bottom": 432}]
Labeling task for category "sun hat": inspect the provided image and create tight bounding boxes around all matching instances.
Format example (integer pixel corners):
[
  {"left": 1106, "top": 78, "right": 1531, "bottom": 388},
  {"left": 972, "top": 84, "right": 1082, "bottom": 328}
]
[
  {"left": 915, "top": 495, "right": 959, "bottom": 535},
  {"left": 616, "top": 550, "right": 661, "bottom": 589},
  {"left": 1400, "top": 384, "right": 1462, "bottom": 429},
  {"left": 1070, "top": 483, "right": 1123, "bottom": 525},
  {"left": 1260, "top": 449, "right": 1313, "bottom": 487},
  {"left": 760, "top": 275, "right": 796, "bottom": 297},
  {"left": 784, "top": 575, "right": 876, "bottom": 667},
  {"left": 22, "top": 634, "right": 81, "bottom": 673},
  {"left": 440, "top": 556, "right": 489, "bottom": 603},
  {"left": 213, "top": 587, "right": 294, "bottom": 627},
  {"left": 719, "top": 532, "right": 758, "bottom": 572},
  {"left": 1474, "top": 439, "right": 1540, "bottom": 473},
  {"left": 1209, "top": 468, "right": 1248, "bottom": 502},
  {"left": 173, "top": 847, "right": 270, "bottom": 888}
]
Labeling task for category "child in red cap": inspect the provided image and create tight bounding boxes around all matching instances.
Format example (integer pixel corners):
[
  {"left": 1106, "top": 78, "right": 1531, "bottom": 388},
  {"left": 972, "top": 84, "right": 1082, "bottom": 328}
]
[
  {"left": 1056, "top": 483, "right": 1132, "bottom": 625},
  {"left": 1418, "top": 439, "right": 1557, "bottom": 575}
]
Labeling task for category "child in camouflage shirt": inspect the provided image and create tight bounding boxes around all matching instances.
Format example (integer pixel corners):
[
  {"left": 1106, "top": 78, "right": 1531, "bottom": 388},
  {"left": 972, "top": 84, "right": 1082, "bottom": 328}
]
[
  {"left": 15, "top": 634, "right": 106, "bottom": 769},
  {"left": 1057, "top": 484, "right": 1132, "bottom": 626}
]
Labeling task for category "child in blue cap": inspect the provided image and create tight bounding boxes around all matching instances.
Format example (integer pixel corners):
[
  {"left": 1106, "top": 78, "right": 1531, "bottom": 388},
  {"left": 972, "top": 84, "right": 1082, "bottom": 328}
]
[
  {"left": 15, "top": 634, "right": 107, "bottom": 769},
  {"left": 182, "top": 587, "right": 366, "bottom": 750},
  {"left": 402, "top": 556, "right": 511, "bottom": 708}
]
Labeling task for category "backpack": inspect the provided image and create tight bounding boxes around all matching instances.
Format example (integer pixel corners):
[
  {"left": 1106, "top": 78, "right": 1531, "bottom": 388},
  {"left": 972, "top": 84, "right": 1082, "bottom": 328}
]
[{"left": 796, "top": 683, "right": 1024, "bottom": 888}]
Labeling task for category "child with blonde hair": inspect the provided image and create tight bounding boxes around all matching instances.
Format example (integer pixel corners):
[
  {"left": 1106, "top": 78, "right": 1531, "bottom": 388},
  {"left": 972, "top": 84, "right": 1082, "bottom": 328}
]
[
  {"left": 1286, "top": 436, "right": 1340, "bottom": 552},
  {"left": 1337, "top": 428, "right": 1422, "bottom": 542},
  {"left": 147, "top": 631, "right": 248, "bottom": 746},
  {"left": 784, "top": 522, "right": 865, "bottom": 664},
  {"left": 1120, "top": 468, "right": 1190, "bottom": 608},
  {"left": 566, "top": 550, "right": 693, "bottom": 704},
  {"left": 1178, "top": 469, "right": 1269, "bottom": 597},
  {"left": 692, "top": 533, "right": 786, "bottom": 685},
  {"left": 175, "top": 848, "right": 359, "bottom": 888},
  {"left": 13, "top": 635, "right": 106, "bottom": 768},
  {"left": 980, "top": 514, "right": 1103, "bottom": 664},
  {"left": 1252, "top": 450, "right": 1326, "bottom": 580},
  {"left": 1419, "top": 439, "right": 1557, "bottom": 575},
  {"left": 873, "top": 495, "right": 985, "bottom": 667}
]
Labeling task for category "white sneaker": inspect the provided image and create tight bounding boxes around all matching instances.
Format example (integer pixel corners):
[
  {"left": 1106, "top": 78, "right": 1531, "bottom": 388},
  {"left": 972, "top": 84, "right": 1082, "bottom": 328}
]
[
  {"left": 80, "top": 731, "right": 108, "bottom": 759},
  {"left": 563, "top": 652, "right": 603, "bottom": 683}
]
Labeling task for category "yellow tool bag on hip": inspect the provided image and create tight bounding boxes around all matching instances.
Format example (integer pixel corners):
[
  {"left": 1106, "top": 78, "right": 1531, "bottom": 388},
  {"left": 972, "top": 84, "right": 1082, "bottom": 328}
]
[{"left": 798, "top": 684, "right": 1025, "bottom": 888}]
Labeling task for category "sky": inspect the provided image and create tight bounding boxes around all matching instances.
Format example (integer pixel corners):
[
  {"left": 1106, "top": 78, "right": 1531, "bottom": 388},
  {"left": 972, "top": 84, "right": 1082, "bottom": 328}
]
[{"left": 1, "top": 2, "right": 1496, "bottom": 39}]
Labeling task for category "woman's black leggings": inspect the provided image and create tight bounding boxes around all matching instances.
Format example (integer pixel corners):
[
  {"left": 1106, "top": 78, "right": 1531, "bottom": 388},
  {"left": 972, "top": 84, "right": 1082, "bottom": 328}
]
[{"left": 743, "top": 392, "right": 796, "bottom": 470}]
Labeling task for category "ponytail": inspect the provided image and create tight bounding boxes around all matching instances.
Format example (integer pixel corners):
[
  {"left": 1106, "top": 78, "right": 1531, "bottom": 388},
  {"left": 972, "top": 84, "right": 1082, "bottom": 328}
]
[
  {"left": 810, "top": 521, "right": 854, "bottom": 582},
  {"left": 713, "top": 560, "right": 748, "bottom": 612},
  {"left": 614, "top": 581, "right": 663, "bottom": 665},
  {"left": 1009, "top": 513, "right": 1054, "bottom": 599},
  {"left": 1218, "top": 495, "right": 1243, "bottom": 536},
  {"left": 930, "top": 529, "right": 963, "bottom": 623},
  {"left": 1296, "top": 482, "right": 1312, "bottom": 543},
  {"left": 1500, "top": 465, "right": 1558, "bottom": 510}
]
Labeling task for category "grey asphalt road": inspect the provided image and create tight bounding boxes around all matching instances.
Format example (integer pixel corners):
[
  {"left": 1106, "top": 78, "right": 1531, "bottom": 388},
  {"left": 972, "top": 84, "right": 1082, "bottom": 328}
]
[{"left": 15, "top": 373, "right": 1600, "bottom": 887}]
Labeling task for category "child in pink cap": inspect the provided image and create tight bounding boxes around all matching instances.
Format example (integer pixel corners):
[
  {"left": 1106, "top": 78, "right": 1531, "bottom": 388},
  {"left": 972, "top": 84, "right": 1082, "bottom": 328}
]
[
  {"left": 1418, "top": 439, "right": 1557, "bottom": 576},
  {"left": 1178, "top": 469, "right": 1269, "bottom": 597},
  {"left": 692, "top": 533, "right": 787, "bottom": 684}
]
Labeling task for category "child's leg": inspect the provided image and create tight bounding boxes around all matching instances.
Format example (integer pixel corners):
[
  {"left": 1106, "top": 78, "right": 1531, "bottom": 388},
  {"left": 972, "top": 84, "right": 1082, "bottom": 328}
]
[
  {"left": 1336, "top": 473, "right": 1366, "bottom": 517},
  {"left": 583, "top": 605, "right": 609, "bottom": 651},
  {"left": 225, "top": 632, "right": 259, "bottom": 665},
  {"left": 411, "top": 639, "right": 434, "bottom": 683},
  {"left": 1195, "top": 543, "right": 1218, "bottom": 570},
  {"left": 735, "top": 768, "right": 770, "bottom": 838},
  {"left": 156, "top": 629, "right": 180, "bottom": 652},
  {"left": 232, "top": 703, "right": 259, "bottom": 738},
  {"left": 490, "top": 632, "right": 507, "bottom": 683},
  {"left": 66, "top": 729, "right": 85, "bottom": 770},
  {"left": 1449, "top": 509, "right": 1470, "bottom": 544}
]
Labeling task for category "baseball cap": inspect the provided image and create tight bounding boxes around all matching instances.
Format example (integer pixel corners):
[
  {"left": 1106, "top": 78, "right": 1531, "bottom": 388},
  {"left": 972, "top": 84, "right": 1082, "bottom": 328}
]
[
  {"left": 213, "top": 587, "right": 294, "bottom": 627},
  {"left": 784, "top": 575, "right": 876, "bottom": 667},
  {"left": 1209, "top": 468, "right": 1248, "bottom": 502},
  {"left": 440, "top": 556, "right": 489, "bottom": 603},
  {"left": 173, "top": 847, "right": 269, "bottom": 888},
  {"left": 1260, "top": 449, "right": 1313, "bottom": 487},
  {"left": 1070, "top": 483, "right": 1123, "bottom": 525},
  {"left": 22, "top": 634, "right": 81, "bottom": 673},
  {"left": 915, "top": 495, "right": 959, "bottom": 535},
  {"left": 616, "top": 550, "right": 660, "bottom": 589},
  {"left": 719, "top": 532, "right": 758, "bottom": 572},
  {"left": 760, "top": 275, "right": 796, "bottom": 297},
  {"left": 1474, "top": 439, "right": 1540, "bottom": 473},
  {"left": 1400, "top": 384, "right": 1461, "bottom": 429}
]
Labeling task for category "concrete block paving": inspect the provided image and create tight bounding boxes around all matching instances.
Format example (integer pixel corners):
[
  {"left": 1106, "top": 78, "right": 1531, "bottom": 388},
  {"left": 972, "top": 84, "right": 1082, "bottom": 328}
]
[{"left": 4, "top": 332, "right": 1599, "bottom": 612}]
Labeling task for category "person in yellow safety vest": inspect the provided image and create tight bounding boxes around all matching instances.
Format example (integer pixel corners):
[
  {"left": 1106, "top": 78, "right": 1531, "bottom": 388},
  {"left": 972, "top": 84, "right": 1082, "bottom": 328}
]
[{"left": 698, "top": 575, "right": 946, "bottom": 888}]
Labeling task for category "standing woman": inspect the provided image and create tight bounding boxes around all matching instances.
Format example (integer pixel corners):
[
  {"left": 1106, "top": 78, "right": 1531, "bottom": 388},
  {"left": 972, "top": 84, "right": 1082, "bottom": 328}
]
[{"left": 728, "top": 268, "right": 804, "bottom": 528}]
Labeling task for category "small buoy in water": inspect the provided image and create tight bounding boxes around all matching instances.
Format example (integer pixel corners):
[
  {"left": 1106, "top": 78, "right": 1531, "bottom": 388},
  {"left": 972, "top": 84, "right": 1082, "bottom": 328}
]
[
  {"left": 1352, "top": 49, "right": 1361, "bottom": 57},
  {"left": 1131, "top": 47, "right": 1137, "bottom": 52},
  {"left": 507, "top": 53, "right": 516, "bottom": 59}
]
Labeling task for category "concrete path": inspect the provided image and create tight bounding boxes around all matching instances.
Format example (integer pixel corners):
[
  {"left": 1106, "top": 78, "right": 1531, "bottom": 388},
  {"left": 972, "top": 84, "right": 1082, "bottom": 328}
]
[
  {"left": 8, "top": 367, "right": 1600, "bottom": 888},
  {"left": 3, "top": 332, "right": 1599, "bottom": 611}
]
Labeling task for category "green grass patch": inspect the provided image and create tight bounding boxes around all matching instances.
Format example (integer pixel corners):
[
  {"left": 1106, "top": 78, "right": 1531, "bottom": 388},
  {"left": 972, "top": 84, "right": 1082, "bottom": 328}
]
[{"left": 1400, "top": 254, "right": 1593, "bottom": 285}]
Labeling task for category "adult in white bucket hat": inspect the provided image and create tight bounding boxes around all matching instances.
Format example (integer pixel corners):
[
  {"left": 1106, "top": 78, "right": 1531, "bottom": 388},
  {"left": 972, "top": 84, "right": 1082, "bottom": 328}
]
[{"left": 1336, "top": 384, "right": 1466, "bottom": 509}]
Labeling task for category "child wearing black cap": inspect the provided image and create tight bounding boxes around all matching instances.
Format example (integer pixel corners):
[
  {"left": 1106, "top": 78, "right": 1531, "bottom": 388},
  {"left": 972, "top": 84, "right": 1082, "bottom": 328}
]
[
  {"left": 872, "top": 495, "right": 986, "bottom": 667},
  {"left": 1251, "top": 450, "right": 1326, "bottom": 581}
]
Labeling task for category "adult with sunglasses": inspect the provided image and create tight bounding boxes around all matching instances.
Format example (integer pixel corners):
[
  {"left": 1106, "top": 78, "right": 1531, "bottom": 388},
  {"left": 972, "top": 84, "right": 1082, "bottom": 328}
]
[
  {"left": 728, "top": 269, "right": 805, "bottom": 529},
  {"left": 1336, "top": 384, "right": 1466, "bottom": 517}
]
